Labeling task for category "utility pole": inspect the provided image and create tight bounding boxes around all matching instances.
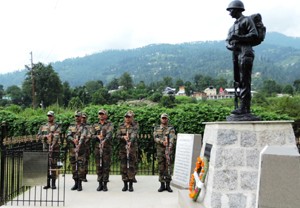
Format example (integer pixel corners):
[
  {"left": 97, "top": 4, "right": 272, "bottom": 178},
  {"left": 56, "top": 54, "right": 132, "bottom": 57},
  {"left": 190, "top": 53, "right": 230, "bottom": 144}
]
[{"left": 25, "top": 52, "right": 35, "bottom": 108}]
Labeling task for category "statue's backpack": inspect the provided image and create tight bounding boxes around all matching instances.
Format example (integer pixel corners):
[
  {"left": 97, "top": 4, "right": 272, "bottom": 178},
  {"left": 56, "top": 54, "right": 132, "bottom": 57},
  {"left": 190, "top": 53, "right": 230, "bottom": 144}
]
[{"left": 249, "top": 13, "right": 266, "bottom": 46}]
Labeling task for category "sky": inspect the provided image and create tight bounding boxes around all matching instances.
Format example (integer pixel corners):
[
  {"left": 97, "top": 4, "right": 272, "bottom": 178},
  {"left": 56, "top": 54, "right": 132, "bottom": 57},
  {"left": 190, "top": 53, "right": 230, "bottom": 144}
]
[{"left": 0, "top": 0, "right": 300, "bottom": 74}]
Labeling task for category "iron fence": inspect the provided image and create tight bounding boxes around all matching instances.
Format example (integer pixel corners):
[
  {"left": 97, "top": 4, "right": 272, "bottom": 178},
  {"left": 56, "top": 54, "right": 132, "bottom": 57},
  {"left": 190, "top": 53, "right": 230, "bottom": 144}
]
[{"left": 0, "top": 122, "right": 173, "bottom": 206}]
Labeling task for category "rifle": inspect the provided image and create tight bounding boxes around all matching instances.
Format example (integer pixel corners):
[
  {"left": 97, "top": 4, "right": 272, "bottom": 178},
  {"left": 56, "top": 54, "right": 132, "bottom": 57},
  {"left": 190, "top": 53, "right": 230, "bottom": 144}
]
[
  {"left": 165, "top": 135, "right": 171, "bottom": 178},
  {"left": 234, "top": 81, "right": 240, "bottom": 109},
  {"left": 74, "top": 135, "right": 80, "bottom": 180},
  {"left": 99, "top": 130, "right": 104, "bottom": 168},
  {"left": 125, "top": 130, "right": 130, "bottom": 169},
  {"left": 47, "top": 133, "right": 53, "bottom": 178}
]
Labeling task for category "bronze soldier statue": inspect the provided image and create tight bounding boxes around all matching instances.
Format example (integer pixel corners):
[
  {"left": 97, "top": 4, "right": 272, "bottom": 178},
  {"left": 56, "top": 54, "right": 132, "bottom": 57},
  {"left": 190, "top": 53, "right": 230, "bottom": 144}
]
[
  {"left": 153, "top": 113, "right": 176, "bottom": 192},
  {"left": 91, "top": 109, "right": 114, "bottom": 192},
  {"left": 226, "top": 0, "right": 261, "bottom": 121}
]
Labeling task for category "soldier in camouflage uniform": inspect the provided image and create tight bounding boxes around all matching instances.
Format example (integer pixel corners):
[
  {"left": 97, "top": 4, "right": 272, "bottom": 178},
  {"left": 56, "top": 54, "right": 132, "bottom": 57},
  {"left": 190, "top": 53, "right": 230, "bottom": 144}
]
[
  {"left": 153, "top": 113, "right": 176, "bottom": 192},
  {"left": 91, "top": 109, "right": 114, "bottom": 192},
  {"left": 116, "top": 111, "right": 139, "bottom": 192},
  {"left": 66, "top": 111, "right": 88, "bottom": 191},
  {"left": 81, "top": 112, "right": 91, "bottom": 182},
  {"left": 37, "top": 111, "right": 61, "bottom": 189}
]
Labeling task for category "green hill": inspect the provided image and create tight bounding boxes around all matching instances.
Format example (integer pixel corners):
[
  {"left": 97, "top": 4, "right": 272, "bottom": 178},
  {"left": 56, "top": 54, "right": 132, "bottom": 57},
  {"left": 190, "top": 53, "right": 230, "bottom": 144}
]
[{"left": 1, "top": 32, "right": 300, "bottom": 88}]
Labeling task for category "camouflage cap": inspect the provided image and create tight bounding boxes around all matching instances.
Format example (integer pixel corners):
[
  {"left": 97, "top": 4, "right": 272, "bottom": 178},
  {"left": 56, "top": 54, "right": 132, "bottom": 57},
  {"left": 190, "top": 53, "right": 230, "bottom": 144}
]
[
  {"left": 124, "top": 110, "right": 134, "bottom": 117},
  {"left": 98, "top": 109, "right": 107, "bottom": 115},
  {"left": 47, "top": 111, "right": 54, "bottom": 116},
  {"left": 160, "top": 113, "right": 169, "bottom": 119},
  {"left": 74, "top": 111, "right": 82, "bottom": 117},
  {"left": 82, "top": 112, "right": 88, "bottom": 118}
]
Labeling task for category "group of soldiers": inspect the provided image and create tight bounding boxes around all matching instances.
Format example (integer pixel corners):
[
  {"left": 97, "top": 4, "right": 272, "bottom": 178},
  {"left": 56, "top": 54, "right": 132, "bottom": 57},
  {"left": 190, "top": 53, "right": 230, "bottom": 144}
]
[{"left": 37, "top": 109, "right": 176, "bottom": 193}]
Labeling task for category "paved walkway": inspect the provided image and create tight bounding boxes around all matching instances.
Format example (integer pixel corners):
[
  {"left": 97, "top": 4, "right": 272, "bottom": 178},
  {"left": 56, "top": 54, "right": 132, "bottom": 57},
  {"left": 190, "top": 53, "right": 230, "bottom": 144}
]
[{"left": 3, "top": 174, "right": 180, "bottom": 208}]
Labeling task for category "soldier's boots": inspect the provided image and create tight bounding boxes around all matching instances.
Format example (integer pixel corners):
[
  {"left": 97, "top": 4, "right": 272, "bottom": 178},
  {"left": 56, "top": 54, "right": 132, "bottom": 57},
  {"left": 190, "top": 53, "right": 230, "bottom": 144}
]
[
  {"left": 103, "top": 182, "right": 108, "bottom": 192},
  {"left": 165, "top": 182, "right": 173, "bottom": 193},
  {"left": 97, "top": 182, "right": 103, "bottom": 191},
  {"left": 158, "top": 182, "right": 165, "bottom": 192},
  {"left": 122, "top": 181, "right": 128, "bottom": 192},
  {"left": 77, "top": 180, "right": 83, "bottom": 191},
  {"left": 51, "top": 179, "right": 56, "bottom": 189},
  {"left": 71, "top": 180, "right": 78, "bottom": 191},
  {"left": 43, "top": 179, "right": 51, "bottom": 189},
  {"left": 128, "top": 181, "right": 134, "bottom": 192}
]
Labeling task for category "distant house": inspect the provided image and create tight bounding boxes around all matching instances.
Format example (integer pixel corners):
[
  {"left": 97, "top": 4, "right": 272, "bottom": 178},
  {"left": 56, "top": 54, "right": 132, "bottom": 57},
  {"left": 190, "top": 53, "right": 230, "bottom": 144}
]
[
  {"left": 176, "top": 86, "right": 186, "bottom": 96},
  {"left": 191, "top": 92, "right": 207, "bottom": 100},
  {"left": 162, "top": 87, "right": 176, "bottom": 95},
  {"left": 204, "top": 86, "right": 217, "bottom": 96}
]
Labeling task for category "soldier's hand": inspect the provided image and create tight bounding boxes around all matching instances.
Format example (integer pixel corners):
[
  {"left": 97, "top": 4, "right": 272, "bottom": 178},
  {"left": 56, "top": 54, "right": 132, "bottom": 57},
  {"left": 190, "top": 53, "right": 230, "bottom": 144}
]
[
  {"left": 73, "top": 138, "right": 79, "bottom": 145},
  {"left": 97, "top": 134, "right": 104, "bottom": 141},
  {"left": 124, "top": 135, "right": 129, "bottom": 141}
]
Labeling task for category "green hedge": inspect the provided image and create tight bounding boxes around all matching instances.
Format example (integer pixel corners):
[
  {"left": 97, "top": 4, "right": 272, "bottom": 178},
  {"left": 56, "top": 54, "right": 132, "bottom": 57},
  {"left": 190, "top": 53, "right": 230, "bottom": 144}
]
[{"left": 0, "top": 102, "right": 292, "bottom": 137}]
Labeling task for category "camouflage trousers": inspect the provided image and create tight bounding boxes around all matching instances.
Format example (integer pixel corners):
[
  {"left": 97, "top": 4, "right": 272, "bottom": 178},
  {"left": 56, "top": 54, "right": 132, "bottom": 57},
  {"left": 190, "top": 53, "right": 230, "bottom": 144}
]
[
  {"left": 95, "top": 145, "right": 111, "bottom": 182},
  {"left": 48, "top": 150, "right": 59, "bottom": 179},
  {"left": 119, "top": 145, "right": 137, "bottom": 182},
  {"left": 157, "top": 152, "right": 172, "bottom": 183},
  {"left": 84, "top": 142, "right": 91, "bottom": 176},
  {"left": 69, "top": 147, "right": 86, "bottom": 181}
]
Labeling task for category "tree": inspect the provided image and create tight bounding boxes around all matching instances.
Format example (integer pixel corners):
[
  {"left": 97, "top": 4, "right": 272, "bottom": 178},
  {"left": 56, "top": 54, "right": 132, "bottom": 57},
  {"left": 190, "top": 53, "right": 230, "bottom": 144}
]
[
  {"left": 85, "top": 80, "right": 104, "bottom": 94},
  {"left": 0, "top": 84, "right": 4, "bottom": 99},
  {"left": 6, "top": 85, "right": 23, "bottom": 105},
  {"left": 119, "top": 72, "right": 133, "bottom": 90},
  {"left": 282, "top": 84, "right": 294, "bottom": 95},
  {"left": 61, "top": 81, "right": 73, "bottom": 107},
  {"left": 92, "top": 88, "right": 110, "bottom": 105},
  {"left": 22, "top": 62, "right": 63, "bottom": 107},
  {"left": 261, "top": 79, "right": 282, "bottom": 96},
  {"left": 293, "top": 79, "right": 300, "bottom": 92},
  {"left": 106, "top": 78, "right": 119, "bottom": 90},
  {"left": 68, "top": 97, "right": 84, "bottom": 110}
]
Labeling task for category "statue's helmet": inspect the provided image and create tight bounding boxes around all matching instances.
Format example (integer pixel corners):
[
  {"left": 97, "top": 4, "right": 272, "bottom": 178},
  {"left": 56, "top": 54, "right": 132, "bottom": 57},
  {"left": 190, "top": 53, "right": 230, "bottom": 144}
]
[{"left": 226, "top": 0, "right": 245, "bottom": 11}]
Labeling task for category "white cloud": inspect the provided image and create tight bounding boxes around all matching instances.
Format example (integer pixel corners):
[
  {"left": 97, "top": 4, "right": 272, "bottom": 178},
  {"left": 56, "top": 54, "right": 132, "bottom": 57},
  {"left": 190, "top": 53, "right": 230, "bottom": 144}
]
[{"left": 0, "top": 0, "right": 300, "bottom": 74}]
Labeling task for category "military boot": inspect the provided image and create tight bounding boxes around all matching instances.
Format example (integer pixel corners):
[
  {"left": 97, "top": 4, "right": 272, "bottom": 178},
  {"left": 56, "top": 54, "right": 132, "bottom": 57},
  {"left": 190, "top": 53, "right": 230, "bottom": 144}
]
[
  {"left": 43, "top": 178, "right": 51, "bottom": 189},
  {"left": 103, "top": 182, "right": 108, "bottom": 192},
  {"left": 122, "top": 181, "right": 128, "bottom": 192},
  {"left": 96, "top": 181, "right": 103, "bottom": 191},
  {"left": 71, "top": 180, "right": 78, "bottom": 191},
  {"left": 51, "top": 179, "right": 56, "bottom": 189},
  {"left": 158, "top": 182, "right": 165, "bottom": 192},
  {"left": 166, "top": 182, "right": 173, "bottom": 192},
  {"left": 128, "top": 181, "right": 134, "bottom": 192},
  {"left": 77, "top": 180, "right": 82, "bottom": 191}
]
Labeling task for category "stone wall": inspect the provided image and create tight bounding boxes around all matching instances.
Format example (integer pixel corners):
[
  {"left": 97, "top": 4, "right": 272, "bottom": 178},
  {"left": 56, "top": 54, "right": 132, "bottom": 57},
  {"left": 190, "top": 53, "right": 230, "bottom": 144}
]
[{"left": 200, "top": 121, "right": 296, "bottom": 208}]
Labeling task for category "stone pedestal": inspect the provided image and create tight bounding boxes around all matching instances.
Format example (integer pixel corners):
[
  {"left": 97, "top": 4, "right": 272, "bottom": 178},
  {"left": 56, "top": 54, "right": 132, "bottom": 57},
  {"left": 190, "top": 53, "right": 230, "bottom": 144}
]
[
  {"left": 172, "top": 133, "right": 202, "bottom": 189},
  {"left": 257, "top": 146, "right": 300, "bottom": 208},
  {"left": 199, "top": 121, "right": 296, "bottom": 208}
]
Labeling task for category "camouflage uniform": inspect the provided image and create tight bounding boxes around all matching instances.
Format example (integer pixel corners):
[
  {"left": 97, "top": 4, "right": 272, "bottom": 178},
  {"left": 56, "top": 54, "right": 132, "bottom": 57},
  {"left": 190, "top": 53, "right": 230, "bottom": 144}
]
[
  {"left": 92, "top": 120, "right": 114, "bottom": 185},
  {"left": 153, "top": 113, "right": 176, "bottom": 192},
  {"left": 66, "top": 115, "right": 87, "bottom": 191},
  {"left": 37, "top": 111, "right": 61, "bottom": 189},
  {"left": 116, "top": 111, "right": 139, "bottom": 191}
]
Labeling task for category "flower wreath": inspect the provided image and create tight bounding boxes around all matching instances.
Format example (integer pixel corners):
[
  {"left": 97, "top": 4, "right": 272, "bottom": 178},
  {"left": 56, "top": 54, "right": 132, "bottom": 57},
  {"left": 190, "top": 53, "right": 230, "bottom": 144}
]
[{"left": 189, "top": 156, "right": 209, "bottom": 202}]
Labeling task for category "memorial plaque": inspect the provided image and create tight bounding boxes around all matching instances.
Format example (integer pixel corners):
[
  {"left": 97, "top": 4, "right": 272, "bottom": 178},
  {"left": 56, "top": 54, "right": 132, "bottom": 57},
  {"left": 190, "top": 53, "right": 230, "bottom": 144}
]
[
  {"left": 23, "top": 152, "right": 48, "bottom": 186},
  {"left": 172, "top": 133, "right": 202, "bottom": 189}
]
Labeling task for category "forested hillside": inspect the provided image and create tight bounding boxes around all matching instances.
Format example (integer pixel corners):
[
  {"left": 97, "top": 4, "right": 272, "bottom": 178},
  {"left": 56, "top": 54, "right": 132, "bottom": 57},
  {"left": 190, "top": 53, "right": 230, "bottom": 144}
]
[{"left": 1, "top": 32, "right": 300, "bottom": 88}]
